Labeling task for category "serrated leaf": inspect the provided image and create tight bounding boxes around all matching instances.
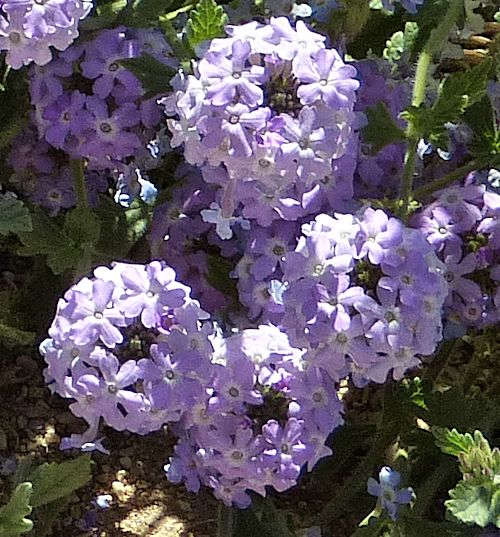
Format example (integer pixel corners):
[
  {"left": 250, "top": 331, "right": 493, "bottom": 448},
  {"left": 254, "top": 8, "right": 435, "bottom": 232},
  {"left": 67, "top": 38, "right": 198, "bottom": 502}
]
[
  {"left": 406, "top": 58, "right": 495, "bottom": 148},
  {"left": 0, "top": 483, "right": 33, "bottom": 537},
  {"left": 119, "top": 54, "right": 175, "bottom": 97},
  {"left": 0, "top": 195, "right": 32, "bottom": 236},
  {"left": 433, "top": 427, "right": 476, "bottom": 457},
  {"left": 17, "top": 209, "right": 81, "bottom": 275},
  {"left": 463, "top": 96, "right": 500, "bottom": 157},
  {"left": 362, "top": 102, "right": 406, "bottom": 153},
  {"left": 28, "top": 455, "right": 92, "bottom": 508},
  {"left": 446, "top": 481, "right": 499, "bottom": 528},
  {"left": 186, "top": 0, "right": 227, "bottom": 49},
  {"left": 64, "top": 208, "right": 101, "bottom": 247}
]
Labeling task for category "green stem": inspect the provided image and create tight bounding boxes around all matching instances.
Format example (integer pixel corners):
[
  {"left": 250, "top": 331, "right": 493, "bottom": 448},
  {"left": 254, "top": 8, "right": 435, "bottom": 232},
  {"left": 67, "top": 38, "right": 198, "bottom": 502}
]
[
  {"left": 319, "top": 384, "right": 397, "bottom": 525},
  {"left": 413, "top": 154, "right": 500, "bottom": 201},
  {"left": 400, "top": 0, "right": 464, "bottom": 212},
  {"left": 70, "top": 158, "right": 88, "bottom": 210},
  {"left": 216, "top": 504, "right": 233, "bottom": 537}
]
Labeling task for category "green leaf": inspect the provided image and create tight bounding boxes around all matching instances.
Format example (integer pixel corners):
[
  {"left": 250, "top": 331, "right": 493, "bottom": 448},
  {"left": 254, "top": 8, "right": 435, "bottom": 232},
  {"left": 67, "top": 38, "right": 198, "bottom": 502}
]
[
  {"left": 0, "top": 322, "right": 35, "bottom": 349},
  {"left": 0, "top": 483, "right": 33, "bottom": 537},
  {"left": 186, "top": 0, "right": 228, "bottom": 49},
  {"left": 17, "top": 209, "right": 80, "bottom": 275},
  {"left": 446, "top": 481, "right": 499, "bottom": 528},
  {"left": 463, "top": 96, "right": 500, "bottom": 157},
  {"left": 118, "top": 0, "right": 175, "bottom": 27},
  {"left": 362, "top": 102, "right": 406, "bottom": 153},
  {"left": 0, "top": 195, "right": 32, "bottom": 236},
  {"left": 64, "top": 208, "right": 101, "bottom": 247},
  {"left": 403, "top": 58, "right": 495, "bottom": 148},
  {"left": 28, "top": 455, "right": 92, "bottom": 508},
  {"left": 433, "top": 427, "right": 476, "bottom": 457},
  {"left": 119, "top": 54, "right": 175, "bottom": 96}
]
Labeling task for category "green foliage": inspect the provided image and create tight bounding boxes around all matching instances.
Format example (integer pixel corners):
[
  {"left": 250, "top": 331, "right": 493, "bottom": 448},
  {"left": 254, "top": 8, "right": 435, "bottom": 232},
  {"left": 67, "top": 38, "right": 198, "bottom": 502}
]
[
  {"left": 446, "top": 481, "right": 500, "bottom": 528},
  {"left": 383, "top": 22, "right": 419, "bottom": 66},
  {"left": 119, "top": 54, "right": 176, "bottom": 96},
  {"left": 0, "top": 484, "right": 33, "bottom": 537},
  {"left": 401, "top": 58, "right": 494, "bottom": 148},
  {"left": 28, "top": 455, "right": 92, "bottom": 508},
  {"left": 464, "top": 96, "right": 500, "bottom": 157},
  {"left": 17, "top": 207, "right": 101, "bottom": 275},
  {"left": 433, "top": 428, "right": 477, "bottom": 457},
  {"left": 186, "top": 0, "right": 228, "bottom": 49},
  {"left": 0, "top": 457, "right": 91, "bottom": 537},
  {"left": 119, "top": 0, "right": 176, "bottom": 27},
  {"left": 433, "top": 428, "right": 500, "bottom": 528},
  {"left": 362, "top": 102, "right": 406, "bottom": 153},
  {"left": 0, "top": 322, "right": 35, "bottom": 349},
  {"left": 0, "top": 195, "right": 32, "bottom": 237}
]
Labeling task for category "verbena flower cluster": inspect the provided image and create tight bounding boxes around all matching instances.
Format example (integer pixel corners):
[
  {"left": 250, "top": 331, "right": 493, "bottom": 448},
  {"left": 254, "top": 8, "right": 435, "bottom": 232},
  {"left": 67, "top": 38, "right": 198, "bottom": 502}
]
[
  {"left": 163, "top": 17, "right": 360, "bottom": 232},
  {"left": 40, "top": 261, "right": 344, "bottom": 506},
  {"left": 0, "top": 0, "right": 92, "bottom": 69},
  {"left": 7, "top": 26, "right": 176, "bottom": 211},
  {"left": 412, "top": 179, "right": 500, "bottom": 332},
  {"left": 268, "top": 208, "right": 448, "bottom": 385}
]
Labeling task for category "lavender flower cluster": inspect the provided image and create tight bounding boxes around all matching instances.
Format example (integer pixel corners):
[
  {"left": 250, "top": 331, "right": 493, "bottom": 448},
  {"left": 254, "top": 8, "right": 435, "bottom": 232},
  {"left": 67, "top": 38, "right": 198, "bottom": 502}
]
[
  {"left": 7, "top": 26, "right": 176, "bottom": 210},
  {"left": 41, "top": 261, "right": 343, "bottom": 506},
  {"left": 413, "top": 179, "right": 500, "bottom": 332},
  {"left": 272, "top": 208, "right": 448, "bottom": 385},
  {"left": 0, "top": 0, "right": 92, "bottom": 69},
  {"left": 163, "top": 17, "right": 360, "bottom": 231}
]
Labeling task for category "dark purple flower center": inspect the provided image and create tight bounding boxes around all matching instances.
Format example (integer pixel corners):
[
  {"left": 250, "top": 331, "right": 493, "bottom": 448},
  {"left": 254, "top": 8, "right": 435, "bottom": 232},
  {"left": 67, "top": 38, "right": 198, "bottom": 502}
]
[
  {"left": 100, "top": 122, "right": 113, "bottom": 134},
  {"left": 272, "top": 244, "right": 285, "bottom": 256},
  {"left": 164, "top": 370, "right": 175, "bottom": 380},
  {"left": 228, "top": 386, "right": 240, "bottom": 397},
  {"left": 107, "top": 383, "right": 118, "bottom": 394},
  {"left": 231, "top": 450, "right": 244, "bottom": 460},
  {"left": 9, "top": 32, "right": 22, "bottom": 44},
  {"left": 94, "top": 311, "right": 104, "bottom": 319},
  {"left": 281, "top": 443, "right": 290, "bottom": 453},
  {"left": 108, "top": 62, "right": 119, "bottom": 72}
]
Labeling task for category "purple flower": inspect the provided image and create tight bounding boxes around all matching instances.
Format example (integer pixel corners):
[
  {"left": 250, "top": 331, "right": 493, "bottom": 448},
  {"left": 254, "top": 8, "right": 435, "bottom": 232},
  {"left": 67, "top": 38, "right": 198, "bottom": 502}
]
[
  {"left": 199, "top": 40, "right": 265, "bottom": 106},
  {"left": 296, "top": 49, "right": 359, "bottom": 108},
  {"left": 69, "top": 279, "right": 126, "bottom": 347},
  {"left": 42, "top": 90, "right": 91, "bottom": 149},
  {"left": 367, "top": 466, "right": 414, "bottom": 520}
]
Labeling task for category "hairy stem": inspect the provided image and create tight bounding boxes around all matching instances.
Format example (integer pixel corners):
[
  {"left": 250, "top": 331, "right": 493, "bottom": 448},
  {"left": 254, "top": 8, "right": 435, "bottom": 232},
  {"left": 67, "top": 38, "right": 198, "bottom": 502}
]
[
  {"left": 70, "top": 158, "right": 88, "bottom": 210},
  {"left": 400, "top": 0, "right": 464, "bottom": 212},
  {"left": 217, "top": 504, "right": 233, "bottom": 537},
  {"left": 413, "top": 154, "right": 500, "bottom": 200}
]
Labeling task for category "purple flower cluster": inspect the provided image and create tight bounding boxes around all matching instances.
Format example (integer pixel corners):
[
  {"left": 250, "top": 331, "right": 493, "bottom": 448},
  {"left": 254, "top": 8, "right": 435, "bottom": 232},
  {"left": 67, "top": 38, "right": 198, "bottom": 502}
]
[
  {"left": 412, "top": 179, "right": 500, "bottom": 331},
  {"left": 275, "top": 208, "right": 448, "bottom": 385},
  {"left": 40, "top": 261, "right": 201, "bottom": 448},
  {"left": 165, "top": 323, "right": 343, "bottom": 507},
  {"left": 163, "top": 17, "right": 360, "bottom": 232},
  {"left": 8, "top": 124, "right": 108, "bottom": 214},
  {"left": 0, "top": 0, "right": 92, "bottom": 69},
  {"left": 41, "top": 263, "right": 344, "bottom": 506},
  {"left": 21, "top": 26, "right": 175, "bottom": 205}
]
